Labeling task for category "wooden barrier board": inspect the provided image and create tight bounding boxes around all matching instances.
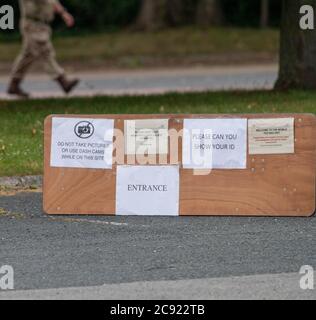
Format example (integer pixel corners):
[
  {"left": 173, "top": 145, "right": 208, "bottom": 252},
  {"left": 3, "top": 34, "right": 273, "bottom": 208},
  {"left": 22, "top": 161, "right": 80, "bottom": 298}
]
[{"left": 43, "top": 114, "right": 316, "bottom": 216}]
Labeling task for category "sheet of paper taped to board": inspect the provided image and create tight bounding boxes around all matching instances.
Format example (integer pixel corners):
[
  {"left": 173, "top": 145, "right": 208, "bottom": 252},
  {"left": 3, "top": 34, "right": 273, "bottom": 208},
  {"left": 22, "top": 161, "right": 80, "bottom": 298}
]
[
  {"left": 183, "top": 118, "right": 247, "bottom": 169},
  {"left": 125, "top": 119, "right": 169, "bottom": 155},
  {"left": 50, "top": 117, "right": 114, "bottom": 169},
  {"left": 248, "top": 118, "right": 295, "bottom": 155},
  {"left": 116, "top": 165, "right": 180, "bottom": 216}
]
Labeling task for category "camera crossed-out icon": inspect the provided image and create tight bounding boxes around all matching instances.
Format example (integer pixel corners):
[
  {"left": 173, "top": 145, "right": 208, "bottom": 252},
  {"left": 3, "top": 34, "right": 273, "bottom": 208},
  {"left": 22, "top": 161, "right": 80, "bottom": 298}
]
[{"left": 74, "top": 121, "right": 95, "bottom": 139}]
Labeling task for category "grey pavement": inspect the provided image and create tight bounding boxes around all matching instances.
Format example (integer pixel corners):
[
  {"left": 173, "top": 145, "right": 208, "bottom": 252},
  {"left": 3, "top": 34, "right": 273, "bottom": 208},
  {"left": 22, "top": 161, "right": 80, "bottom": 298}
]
[
  {"left": 0, "top": 65, "right": 278, "bottom": 99},
  {"left": 1, "top": 273, "right": 315, "bottom": 300},
  {"left": 0, "top": 192, "right": 315, "bottom": 299}
]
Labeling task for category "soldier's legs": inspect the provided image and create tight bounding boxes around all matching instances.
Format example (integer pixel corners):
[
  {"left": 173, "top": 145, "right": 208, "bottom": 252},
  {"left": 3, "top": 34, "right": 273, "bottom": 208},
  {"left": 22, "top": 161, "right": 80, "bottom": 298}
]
[
  {"left": 37, "top": 40, "right": 64, "bottom": 79},
  {"left": 10, "top": 32, "right": 64, "bottom": 81},
  {"left": 7, "top": 39, "right": 35, "bottom": 97},
  {"left": 35, "top": 40, "right": 79, "bottom": 93},
  {"left": 10, "top": 44, "right": 35, "bottom": 81},
  {"left": 9, "top": 30, "right": 79, "bottom": 96},
  {"left": 39, "top": 40, "right": 80, "bottom": 94}
]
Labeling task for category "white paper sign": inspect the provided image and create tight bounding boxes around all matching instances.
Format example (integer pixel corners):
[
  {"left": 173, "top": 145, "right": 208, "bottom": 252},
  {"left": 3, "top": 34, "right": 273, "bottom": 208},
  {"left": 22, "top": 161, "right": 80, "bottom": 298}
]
[
  {"left": 125, "top": 119, "right": 169, "bottom": 155},
  {"left": 248, "top": 118, "right": 295, "bottom": 155},
  {"left": 183, "top": 119, "right": 247, "bottom": 169},
  {"left": 116, "top": 166, "right": 179, "bottom": 216},
  {"left": 51, "top": 117, "right": 114, "bottom": 169}
]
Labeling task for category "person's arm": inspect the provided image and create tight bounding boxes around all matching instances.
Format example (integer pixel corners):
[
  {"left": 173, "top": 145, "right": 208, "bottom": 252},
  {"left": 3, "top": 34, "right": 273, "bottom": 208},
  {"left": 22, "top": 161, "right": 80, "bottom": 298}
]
[{"left": 53, "top": 1, "right": 75, "bottom": 27}]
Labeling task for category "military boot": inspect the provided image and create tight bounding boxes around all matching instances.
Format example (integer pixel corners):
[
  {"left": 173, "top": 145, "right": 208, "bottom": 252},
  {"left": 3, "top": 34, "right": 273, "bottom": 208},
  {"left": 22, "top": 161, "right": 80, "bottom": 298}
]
[
  {"left": 7, "top": 78, "right": 30, "bottom": 98},
  {"left": 56, "top": 75, "right": 79, "bottom": 94}
]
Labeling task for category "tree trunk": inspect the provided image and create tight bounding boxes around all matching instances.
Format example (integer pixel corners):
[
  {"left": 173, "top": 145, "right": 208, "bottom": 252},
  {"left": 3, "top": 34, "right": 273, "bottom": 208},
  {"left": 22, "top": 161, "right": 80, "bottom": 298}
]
[
  {"left": 166, "top": 0, "right": 185, "bottom": 26},
  {"left": 135, "top": 0, "right": 167, "bottom": 31},
  {"left": 196, "top": 0, "right": 222, "bottom": 27},
  {"left": 260, "top": 0, "right": 269, "bottom": 28},
  {"left": 275, "top": 0, "right": 316, "bottom": 90}
]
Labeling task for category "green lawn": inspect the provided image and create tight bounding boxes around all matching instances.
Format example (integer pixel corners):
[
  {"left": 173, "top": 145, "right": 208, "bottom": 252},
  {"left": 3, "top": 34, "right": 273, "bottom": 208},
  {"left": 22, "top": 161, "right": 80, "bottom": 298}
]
[
  {"left": 0, "top": 90, "right": 315, "bottom": 177},
  {"left": 0, "top": 27, "right": 279, "bottom": 69}
]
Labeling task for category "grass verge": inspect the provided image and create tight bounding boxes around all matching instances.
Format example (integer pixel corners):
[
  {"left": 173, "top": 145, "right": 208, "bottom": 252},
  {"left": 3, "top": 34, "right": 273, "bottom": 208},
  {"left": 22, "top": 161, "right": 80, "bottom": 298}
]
[{"left": 0, "top": 27, "right": 278, "bottom": 69}]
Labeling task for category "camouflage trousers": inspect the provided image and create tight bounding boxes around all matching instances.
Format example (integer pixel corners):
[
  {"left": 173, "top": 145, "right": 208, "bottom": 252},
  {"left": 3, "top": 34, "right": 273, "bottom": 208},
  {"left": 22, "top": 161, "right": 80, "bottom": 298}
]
[{"left": 10, "top": 19, "right": 64, "bottom": 80}]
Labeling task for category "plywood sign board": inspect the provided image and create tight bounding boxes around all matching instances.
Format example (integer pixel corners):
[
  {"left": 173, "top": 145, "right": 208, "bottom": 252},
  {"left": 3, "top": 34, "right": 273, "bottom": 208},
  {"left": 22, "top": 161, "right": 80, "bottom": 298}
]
[{"left": 43, "top": 114, "right": 316, "bottom": 217}]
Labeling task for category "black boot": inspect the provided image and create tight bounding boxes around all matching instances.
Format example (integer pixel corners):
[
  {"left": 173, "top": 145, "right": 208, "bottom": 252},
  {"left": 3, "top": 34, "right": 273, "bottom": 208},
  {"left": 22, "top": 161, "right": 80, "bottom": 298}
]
[
  {"left": 7, "top": 78, "right": 29, "bottom": 98},
  {"left": 56, "top": 75, "right": 79, "bottom": 94}
]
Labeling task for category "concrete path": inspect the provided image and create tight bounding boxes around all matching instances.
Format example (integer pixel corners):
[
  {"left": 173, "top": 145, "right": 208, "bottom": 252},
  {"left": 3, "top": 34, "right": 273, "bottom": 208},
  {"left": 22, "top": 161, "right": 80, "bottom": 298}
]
[
  {"left": 1, "top": 273, "right": 315, "bottom": 300},
  {"left": 0, "top": 65, "right": 278, "bottom": 100},
  {"left": 0, "top": 192, "right": 314, "bottom": 300}
]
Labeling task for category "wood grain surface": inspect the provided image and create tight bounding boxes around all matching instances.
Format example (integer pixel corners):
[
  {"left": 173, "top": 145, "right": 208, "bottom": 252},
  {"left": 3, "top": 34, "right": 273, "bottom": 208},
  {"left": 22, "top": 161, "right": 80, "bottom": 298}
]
[{"left": 43, "top": 114, "right": 316, "bottom": 216}]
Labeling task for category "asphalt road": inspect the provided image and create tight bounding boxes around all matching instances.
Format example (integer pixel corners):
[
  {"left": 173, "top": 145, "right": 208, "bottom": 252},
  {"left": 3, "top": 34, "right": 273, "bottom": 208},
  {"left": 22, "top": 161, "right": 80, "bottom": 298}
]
[
  {"left": 0, "top": 192, "right": 315, "bottom": 299},
  {"left": 0, "top": 65, "right": 277, "bottom": 99}
]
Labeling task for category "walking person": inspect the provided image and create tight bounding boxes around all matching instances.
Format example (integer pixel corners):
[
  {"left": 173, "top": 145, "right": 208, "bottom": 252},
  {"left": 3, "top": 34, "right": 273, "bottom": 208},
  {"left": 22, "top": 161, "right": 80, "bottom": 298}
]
[{"left": 7, "top": 0, "right": 79, "bottom": 98}]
